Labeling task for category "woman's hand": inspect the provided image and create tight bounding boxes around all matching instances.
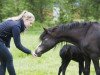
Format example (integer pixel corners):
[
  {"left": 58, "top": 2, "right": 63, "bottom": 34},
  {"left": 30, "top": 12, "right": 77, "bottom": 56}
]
[{"left": 7, "top": 47, "right": 10, "bottom": 51}]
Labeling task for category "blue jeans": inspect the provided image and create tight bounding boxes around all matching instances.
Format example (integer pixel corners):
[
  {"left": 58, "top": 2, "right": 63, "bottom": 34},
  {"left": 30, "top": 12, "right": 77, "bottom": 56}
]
[{"left": 0, "top": 41, "right": 16, "bottom": 75}]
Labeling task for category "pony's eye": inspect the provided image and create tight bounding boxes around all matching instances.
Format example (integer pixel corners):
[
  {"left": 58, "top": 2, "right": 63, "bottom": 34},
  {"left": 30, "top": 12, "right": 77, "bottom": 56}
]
[
  {"left": 45, "top": 38, "right": 48, "bottom": 41},
  {"left": 42, "top": 37, "right": 45, "bottom": 40}
]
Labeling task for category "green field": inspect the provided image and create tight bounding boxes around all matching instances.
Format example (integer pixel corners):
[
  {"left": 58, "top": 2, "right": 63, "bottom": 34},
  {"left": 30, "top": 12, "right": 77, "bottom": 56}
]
[{"left": 6, "top": 31, "right": 95, "bottom": 75}]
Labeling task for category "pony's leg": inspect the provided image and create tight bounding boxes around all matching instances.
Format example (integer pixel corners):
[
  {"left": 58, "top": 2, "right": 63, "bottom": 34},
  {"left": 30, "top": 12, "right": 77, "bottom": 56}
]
[
  {"left": 58, "top": 65, "right": 62, "bottom": 75},
  {"left": 58, "top": 63, "right": 64, "bottom": 75},
  {"left": 79, "top": 61, "right": 84, "bottom": 75},
  {"left": 84, "top": 57, "right": 91, "bottom": 75},
  {"left": 62, "top": 60, "right": 70, "bottom": 75},
  {"left": 58, "top": 60, "right": 70, "bottom": 75},
  {"left": 92, "top": 57, "right": 100, "bottom": 75}
]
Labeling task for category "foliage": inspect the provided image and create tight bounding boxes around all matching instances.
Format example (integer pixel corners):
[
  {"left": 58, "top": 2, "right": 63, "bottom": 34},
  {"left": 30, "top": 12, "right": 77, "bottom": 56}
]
[
  {"left": 58, "top": 0, "right": 100, "bottom": 23},
  {"left": 0, "top": 0, "right": 100, "bottom": 25},
  {"left": 0, "top": 0, "right": 55, "bottom": 22}
]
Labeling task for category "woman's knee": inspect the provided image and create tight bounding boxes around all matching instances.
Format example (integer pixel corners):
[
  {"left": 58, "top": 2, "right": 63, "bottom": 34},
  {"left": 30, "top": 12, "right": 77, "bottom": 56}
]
[{"left": 5, "top": 54, "right": 13, "bottom": 63}]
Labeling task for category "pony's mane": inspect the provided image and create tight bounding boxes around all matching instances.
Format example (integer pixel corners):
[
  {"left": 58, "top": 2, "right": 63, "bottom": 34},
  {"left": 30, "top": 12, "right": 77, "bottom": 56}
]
[
  {"left": 40, "top": 22, "right": 98, "bottom": 41},
  {"left": 59, "top": 22, "right": 98, "bottom": 31}
]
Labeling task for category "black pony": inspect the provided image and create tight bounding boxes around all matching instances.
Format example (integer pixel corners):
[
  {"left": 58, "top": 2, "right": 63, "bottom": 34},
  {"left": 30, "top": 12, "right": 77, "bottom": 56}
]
[
  {"left": 33, "top": 22, "right": 100, "bottom": 75},
  {"left": 58, "top": 44, "right": 84, "bottom": 75}
]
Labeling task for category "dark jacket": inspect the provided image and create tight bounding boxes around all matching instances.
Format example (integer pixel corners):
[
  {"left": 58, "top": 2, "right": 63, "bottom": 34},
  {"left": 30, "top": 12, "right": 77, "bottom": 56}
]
[{"left": 0, "top": 19, "right": 31, "bottom": 54}]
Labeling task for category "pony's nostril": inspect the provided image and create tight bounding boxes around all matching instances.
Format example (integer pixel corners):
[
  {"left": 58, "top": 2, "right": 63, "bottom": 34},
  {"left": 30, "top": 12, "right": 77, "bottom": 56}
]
[
  {"left": 35, "top": 50, "right": 39, "bottom": 54},
  {"left": 32, "top": 52, "right": 38, "bottom": 57},
  {"left": 34, "top": 50, "right": 42, "bottom": 57},
  {"left": 34, "top": 53, "right": 37, "bottom": 56}
]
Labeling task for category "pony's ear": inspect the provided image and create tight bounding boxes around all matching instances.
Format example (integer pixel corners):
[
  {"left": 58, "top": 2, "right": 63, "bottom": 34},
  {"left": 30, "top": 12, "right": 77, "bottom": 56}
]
[
  {"left": 52, "top": 27, "right": 57, "bottom": 32},
  {"left": 43, "top": 27, "right": 51, "bottom": 34},
  {"left": 43, "top": 28, "right": 48, "bottom": 32}
]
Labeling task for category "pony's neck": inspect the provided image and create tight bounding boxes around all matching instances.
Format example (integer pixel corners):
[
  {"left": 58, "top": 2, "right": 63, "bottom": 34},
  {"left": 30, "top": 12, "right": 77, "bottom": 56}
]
[{"left": 57, "top": 26, "right": 90, "bottom": 45}]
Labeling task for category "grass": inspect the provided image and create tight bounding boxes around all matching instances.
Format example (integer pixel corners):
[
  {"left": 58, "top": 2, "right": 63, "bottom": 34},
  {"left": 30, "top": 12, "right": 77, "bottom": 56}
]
[{"left": 5, "top": 30, "right": 96, "bottom": 75}]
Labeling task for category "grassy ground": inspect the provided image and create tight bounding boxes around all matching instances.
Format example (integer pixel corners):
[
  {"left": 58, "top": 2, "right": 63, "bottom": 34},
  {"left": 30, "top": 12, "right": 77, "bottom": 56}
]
[{"left": 5, "top": 31, "right": 96, "bottom": 75}]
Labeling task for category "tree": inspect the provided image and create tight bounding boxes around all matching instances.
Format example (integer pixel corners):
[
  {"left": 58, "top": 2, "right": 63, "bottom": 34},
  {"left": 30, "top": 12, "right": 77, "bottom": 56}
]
[{"left": 0, "top": 0, "right": 3, "bottom": 22}]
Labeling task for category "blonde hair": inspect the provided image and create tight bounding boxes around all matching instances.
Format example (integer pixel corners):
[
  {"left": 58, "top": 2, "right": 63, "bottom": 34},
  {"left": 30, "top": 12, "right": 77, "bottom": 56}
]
[{"left": 6, "top": 10, "right": 35, "bottom": 21}]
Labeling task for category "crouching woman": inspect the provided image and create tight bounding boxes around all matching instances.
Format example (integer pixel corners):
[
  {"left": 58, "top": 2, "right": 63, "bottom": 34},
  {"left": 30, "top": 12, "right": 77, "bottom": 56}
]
[{"left": 0, "top": 10, "right": 35, "bottom": 75}]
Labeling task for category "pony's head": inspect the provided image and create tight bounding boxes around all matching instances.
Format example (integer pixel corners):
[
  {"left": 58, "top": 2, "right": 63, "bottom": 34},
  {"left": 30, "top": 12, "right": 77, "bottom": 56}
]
[{"left": 34, "top": 27, "right": 60, "bottom": 57}]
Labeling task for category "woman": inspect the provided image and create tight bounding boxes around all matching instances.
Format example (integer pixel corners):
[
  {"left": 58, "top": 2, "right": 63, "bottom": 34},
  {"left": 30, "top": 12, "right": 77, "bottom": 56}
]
[{"left": 0, "top": 10, "right": 35, "bottom": 75}]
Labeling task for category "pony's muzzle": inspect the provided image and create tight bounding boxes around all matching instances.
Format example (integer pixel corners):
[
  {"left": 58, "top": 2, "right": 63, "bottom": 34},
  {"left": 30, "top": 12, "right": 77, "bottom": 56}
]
[
  {"left": 32, "top": 51, "right": 42, "bottom": 57},
  {"left": 34, "top": 46, "right": 43, "bottom": 57},
  {"left": 34, "top": 51, "right": 42, "bottom": 57},
  {"left": 32, "top": 52, "right": 38, "bottom": 57}
]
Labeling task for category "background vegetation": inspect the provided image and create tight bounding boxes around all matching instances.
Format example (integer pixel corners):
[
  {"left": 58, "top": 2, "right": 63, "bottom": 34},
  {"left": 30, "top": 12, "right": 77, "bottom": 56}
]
[
  {"left": 0, "top": 0, "right": 100, "bottom": 23},
  {"left": 0, "top": 0, "right": 100, "bottom": 75}
]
